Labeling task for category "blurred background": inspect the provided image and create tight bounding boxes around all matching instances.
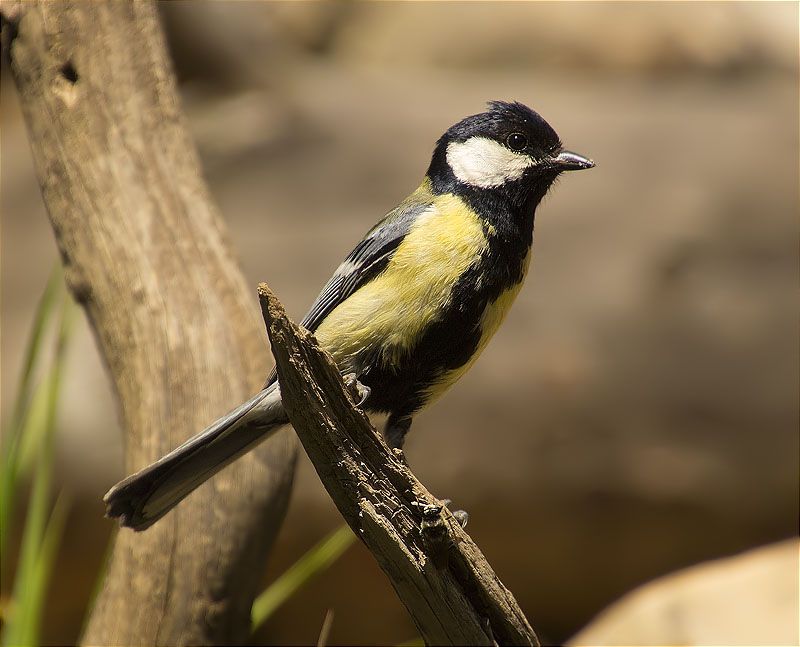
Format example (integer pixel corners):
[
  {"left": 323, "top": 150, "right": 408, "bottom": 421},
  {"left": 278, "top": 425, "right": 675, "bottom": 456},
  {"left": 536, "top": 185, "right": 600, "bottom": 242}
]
[{"left": 2, "top": 2, "right": 797, "bottom": 645}]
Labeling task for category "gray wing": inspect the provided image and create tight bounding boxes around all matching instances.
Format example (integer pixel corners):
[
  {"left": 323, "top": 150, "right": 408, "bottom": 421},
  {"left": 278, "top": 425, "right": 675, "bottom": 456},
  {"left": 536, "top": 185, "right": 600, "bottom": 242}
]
[
  {"left": 300, "top": 200, "right": 431, "bottom": 332},
  {"left": 264, "top": 197, "right": 433, "bottom": 386}
]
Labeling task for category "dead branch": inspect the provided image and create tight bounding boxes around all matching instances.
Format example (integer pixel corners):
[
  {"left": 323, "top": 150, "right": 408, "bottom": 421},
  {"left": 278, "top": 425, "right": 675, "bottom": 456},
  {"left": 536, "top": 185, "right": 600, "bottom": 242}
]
[{"left": 258, "top": 283, "right": 539, "bottom": 647}]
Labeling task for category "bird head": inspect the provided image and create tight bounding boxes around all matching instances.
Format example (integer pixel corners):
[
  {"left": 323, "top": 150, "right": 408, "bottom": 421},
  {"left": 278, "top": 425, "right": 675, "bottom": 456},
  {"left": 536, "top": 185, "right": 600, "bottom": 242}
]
[{"left": 427, "top": 101, "right": 593, "bottom": 212}]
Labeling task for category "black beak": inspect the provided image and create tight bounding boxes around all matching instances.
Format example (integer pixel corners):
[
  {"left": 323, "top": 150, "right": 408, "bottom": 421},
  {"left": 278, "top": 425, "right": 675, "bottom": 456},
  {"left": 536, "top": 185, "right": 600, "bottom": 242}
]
[{"left": 553, "top": 150, "right": 594, "bottom": 171}]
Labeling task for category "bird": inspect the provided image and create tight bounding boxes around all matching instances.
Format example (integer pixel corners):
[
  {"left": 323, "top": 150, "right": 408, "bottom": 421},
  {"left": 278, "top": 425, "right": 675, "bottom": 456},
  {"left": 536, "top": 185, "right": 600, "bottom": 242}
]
[{"left": 104, "top": 100, "right": 594, "bottom": 530}]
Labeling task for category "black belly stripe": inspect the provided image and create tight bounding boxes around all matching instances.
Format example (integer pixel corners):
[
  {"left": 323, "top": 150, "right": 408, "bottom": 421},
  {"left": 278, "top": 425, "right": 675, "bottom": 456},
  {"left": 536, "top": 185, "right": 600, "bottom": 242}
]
[{"left": 360, "top": 251, "right": 519, "bottom": 419}]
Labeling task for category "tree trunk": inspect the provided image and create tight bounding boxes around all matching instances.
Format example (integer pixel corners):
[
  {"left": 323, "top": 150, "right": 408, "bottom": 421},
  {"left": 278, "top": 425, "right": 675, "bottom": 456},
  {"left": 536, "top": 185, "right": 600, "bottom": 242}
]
[{"left": 3, "top": 2, "right": 297, "bottom": 644}]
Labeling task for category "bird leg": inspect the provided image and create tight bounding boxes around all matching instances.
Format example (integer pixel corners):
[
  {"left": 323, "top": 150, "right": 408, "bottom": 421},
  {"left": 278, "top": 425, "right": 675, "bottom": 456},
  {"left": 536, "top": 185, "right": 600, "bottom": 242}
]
[{"left": 383, "top": 415, "right": 411, "bottom": 450}]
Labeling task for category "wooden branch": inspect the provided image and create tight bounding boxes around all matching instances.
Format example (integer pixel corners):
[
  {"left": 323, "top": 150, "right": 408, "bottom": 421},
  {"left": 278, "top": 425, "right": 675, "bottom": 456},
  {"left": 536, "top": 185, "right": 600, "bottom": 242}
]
[
  {"left": 3, "top": 3, "right": 296, "bottom": 644},
  {"left": 258, "top": 283, "right": 539, "bottom": 647}
]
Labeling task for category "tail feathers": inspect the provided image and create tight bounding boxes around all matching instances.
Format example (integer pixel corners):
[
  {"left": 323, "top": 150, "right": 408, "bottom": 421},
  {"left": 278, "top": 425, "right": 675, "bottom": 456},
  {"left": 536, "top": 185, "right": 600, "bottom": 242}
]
[{"left": 104, "top": 384, "right": 286, "bottom": 531}]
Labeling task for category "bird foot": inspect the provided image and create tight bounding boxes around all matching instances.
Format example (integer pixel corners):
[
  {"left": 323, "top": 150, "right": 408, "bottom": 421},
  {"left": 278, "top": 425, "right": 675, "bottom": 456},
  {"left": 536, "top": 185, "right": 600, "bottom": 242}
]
[
  {"left": 343, "top": 373, "right": 371, "bottom": 407},
  {"left": 439, "top": 498, "right": 469, "bottom": 528}
]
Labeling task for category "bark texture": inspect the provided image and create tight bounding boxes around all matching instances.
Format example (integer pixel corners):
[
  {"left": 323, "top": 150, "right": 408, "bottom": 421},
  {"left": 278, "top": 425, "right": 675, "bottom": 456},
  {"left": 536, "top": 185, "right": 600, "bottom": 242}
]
[{"left": 3, "top": 2, "right": 297, "bottom": 644}]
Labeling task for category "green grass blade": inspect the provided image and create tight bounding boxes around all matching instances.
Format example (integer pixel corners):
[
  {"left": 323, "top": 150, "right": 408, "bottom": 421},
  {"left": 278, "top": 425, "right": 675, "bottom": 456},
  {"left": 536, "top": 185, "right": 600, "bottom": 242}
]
[
  {"left": 3, "top": 264, "right": 62, "bottom": 438},
  {"left": 22, "top": 494, "right": 69, "bottom": 647},
  {"left": 3, "top": 372, "right": 57, "bottom": 647},
  {"left": 14, "top": 369, "right": 56, "bottom": 486},
  {"left": 251, "top": 524, "right": 356, "bottom": 633},
  {"left": 0, "top": 264, "right": 62, "bottom": 561},
  {"left": 2, "top": 292, "right": 74, "bottom": 647}
]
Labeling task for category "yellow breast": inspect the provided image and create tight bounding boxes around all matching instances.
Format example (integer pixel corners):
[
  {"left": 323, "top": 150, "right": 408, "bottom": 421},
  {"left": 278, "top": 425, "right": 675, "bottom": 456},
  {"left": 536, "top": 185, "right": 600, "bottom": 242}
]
[{"left": 314, "top": 194, "right": 488, "bottom": 372}]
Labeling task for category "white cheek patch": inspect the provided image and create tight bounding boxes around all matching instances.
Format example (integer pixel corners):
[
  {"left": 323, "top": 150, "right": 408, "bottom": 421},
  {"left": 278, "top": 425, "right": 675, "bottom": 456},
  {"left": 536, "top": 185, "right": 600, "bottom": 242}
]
[{"left": 446, "top": 136, "right": 536, "bottom": 188}]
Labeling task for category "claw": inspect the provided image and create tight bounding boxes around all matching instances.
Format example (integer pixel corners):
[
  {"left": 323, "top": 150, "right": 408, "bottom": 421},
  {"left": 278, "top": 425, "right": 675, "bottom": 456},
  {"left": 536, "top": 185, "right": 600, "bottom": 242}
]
[
  {"left": 452, "top": 510, "right": 469, "bottom": 528},
  {"left": 438, "top": 499, "right": 469, "bottom": 528},
  {"left": 343, "top": 373, "right": 371, "bottom": 407},
  {"left": 355, "top": 382, "right": 371, "bottom": 407}
]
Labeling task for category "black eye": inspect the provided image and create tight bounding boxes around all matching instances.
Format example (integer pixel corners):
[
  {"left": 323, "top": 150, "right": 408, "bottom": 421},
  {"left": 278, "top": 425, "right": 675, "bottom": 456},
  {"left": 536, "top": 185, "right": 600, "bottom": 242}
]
[{"left": 506, "top": 132, "right": 527, "bottom": 151}]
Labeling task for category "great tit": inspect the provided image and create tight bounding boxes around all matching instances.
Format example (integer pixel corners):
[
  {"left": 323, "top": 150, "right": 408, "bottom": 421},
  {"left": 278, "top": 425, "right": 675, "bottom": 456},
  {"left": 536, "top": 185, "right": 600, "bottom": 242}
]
[{"left": 105, "top": 100, "right": 594, "bottom": 530}]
